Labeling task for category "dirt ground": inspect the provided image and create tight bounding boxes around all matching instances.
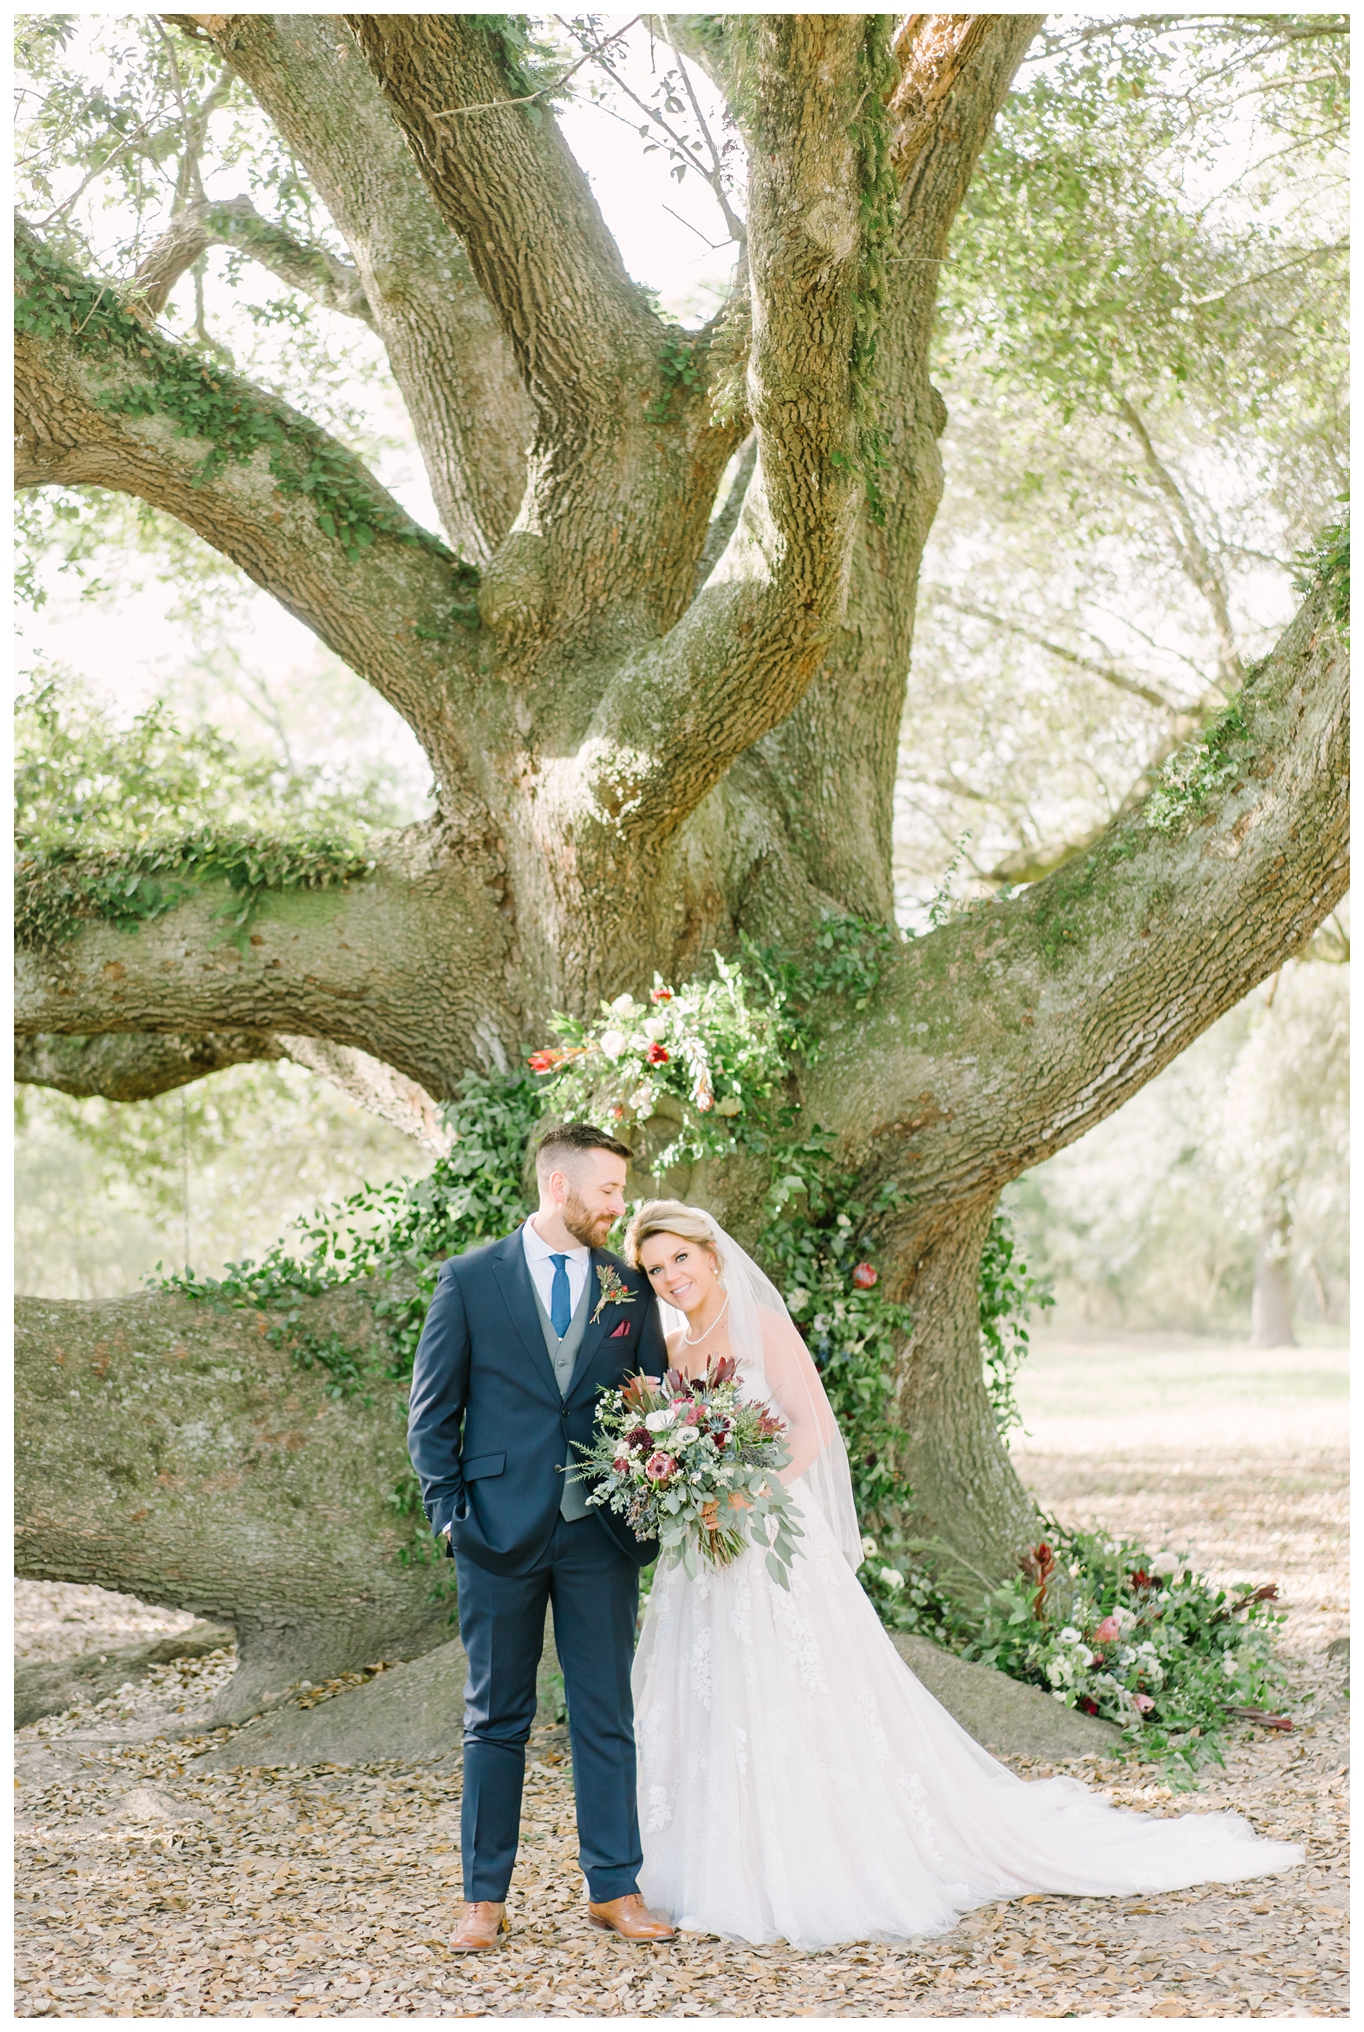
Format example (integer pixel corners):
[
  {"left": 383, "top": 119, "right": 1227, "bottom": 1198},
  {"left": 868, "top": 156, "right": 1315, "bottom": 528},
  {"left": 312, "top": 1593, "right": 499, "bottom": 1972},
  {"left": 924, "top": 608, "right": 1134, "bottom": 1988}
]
[{"left": 14, "top": 1329, "right": 1349, "bottom": 2019}]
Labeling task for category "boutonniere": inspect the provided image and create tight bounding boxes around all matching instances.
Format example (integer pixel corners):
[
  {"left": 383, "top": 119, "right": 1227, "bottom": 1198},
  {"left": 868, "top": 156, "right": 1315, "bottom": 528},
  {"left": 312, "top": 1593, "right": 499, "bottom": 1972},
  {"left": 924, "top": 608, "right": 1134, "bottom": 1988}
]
[{"left": 591, "top": 1262, "right": 637, "bottom": 1325}]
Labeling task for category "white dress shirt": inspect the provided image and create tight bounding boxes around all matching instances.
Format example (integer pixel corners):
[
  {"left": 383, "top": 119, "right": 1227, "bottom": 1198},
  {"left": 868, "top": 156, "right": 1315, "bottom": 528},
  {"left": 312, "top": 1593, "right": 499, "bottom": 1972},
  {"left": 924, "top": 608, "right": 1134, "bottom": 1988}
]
[{"left": 522, "top": 1218, "right": 590, "bottom": 1332}]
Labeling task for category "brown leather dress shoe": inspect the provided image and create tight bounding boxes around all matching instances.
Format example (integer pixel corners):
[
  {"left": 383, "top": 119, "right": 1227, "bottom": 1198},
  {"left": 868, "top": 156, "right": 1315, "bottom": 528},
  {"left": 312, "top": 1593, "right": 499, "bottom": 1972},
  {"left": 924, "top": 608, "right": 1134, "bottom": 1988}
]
[
  {"left": 587, "top": 1892, "right": 676, "bottom": 1941},
  {"left": 449, "top": 1901, "right": 510, "bottom": 1953}
]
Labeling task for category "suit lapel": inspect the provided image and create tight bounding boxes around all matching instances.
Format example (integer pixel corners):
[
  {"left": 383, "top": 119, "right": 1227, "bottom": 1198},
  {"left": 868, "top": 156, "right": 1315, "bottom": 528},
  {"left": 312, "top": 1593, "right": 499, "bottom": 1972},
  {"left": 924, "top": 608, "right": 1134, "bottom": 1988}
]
[{"left": 492, "top": 1227, "right": 563, "bottom": 1402}]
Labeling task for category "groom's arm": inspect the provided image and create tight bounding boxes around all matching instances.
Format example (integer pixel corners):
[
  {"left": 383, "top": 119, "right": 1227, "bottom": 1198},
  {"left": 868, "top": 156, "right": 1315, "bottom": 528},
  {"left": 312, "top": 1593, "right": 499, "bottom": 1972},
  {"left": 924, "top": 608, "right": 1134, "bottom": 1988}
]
[{"left": 407, "top": 1258, "right": 472, "bottom": 1545}]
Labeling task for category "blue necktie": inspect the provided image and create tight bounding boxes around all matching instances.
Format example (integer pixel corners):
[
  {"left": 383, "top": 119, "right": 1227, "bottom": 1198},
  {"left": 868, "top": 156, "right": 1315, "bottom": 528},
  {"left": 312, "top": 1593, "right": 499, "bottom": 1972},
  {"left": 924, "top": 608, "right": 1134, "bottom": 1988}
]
[{"left": 549, "top": 1253, "right": 572, "bottom": 1339}]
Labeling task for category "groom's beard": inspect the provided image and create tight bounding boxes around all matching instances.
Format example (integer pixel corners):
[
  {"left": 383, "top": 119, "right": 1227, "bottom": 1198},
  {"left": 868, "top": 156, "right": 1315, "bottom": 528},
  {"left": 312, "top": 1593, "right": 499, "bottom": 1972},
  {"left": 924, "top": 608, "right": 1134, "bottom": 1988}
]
[{"left": 562, "top": 1191, "right": 615, "bottom": 1251}]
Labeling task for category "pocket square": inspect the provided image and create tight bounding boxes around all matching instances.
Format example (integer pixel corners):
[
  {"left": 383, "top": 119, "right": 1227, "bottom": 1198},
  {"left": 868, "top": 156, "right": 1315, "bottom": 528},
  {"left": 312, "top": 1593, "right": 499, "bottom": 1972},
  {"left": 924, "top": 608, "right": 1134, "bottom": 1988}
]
[{"left": 609, "top": 1321, "right": 631, "bottom": 1338}]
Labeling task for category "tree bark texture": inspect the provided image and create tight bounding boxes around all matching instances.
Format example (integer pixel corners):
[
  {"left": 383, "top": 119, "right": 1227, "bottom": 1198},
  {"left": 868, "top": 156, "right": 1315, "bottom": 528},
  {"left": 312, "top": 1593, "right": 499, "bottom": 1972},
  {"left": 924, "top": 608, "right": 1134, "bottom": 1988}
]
[
  {"left": 15, "top": 1288, "right": 452, "bottom": 1722},
  {"left": 13, "top": 16, "right": 1349, "bottom": 1686}
]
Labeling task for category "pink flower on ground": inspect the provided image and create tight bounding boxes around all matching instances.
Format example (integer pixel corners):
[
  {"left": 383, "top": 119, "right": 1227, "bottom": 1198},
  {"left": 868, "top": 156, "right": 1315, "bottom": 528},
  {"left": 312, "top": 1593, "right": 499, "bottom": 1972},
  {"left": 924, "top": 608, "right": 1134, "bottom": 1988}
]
[
  {"left": 1093, "top": 1615, "right": 1123, "bottom": 1645},
  {"left": 645, "top": 1452, "right": 675, "bottom": 1482},
  {"left": 852, "top": 1262, "right": 878, "bottom": 1289},
  {"left": 1133, "top": 1692, "right": 1155, "bottom": 1713}
]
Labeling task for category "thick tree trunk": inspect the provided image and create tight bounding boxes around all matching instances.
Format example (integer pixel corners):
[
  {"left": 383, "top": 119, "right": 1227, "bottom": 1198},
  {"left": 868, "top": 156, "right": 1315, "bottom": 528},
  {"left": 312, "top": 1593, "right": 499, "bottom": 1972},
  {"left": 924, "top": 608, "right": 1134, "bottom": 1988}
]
[
  {"left": 15, "top": 1289, "right": 452, "bottom": 1721},
  {"left": 884, "top": 1197, "right": 1040, "bottom": 1584}
]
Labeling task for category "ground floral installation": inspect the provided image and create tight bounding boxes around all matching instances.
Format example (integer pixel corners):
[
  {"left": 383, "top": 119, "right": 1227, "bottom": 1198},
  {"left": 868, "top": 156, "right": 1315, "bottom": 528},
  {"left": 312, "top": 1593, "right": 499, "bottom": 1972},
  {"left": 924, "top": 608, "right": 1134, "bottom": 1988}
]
[{"left": 163, "top": 920, "right": 1294, "bottom": 1782}]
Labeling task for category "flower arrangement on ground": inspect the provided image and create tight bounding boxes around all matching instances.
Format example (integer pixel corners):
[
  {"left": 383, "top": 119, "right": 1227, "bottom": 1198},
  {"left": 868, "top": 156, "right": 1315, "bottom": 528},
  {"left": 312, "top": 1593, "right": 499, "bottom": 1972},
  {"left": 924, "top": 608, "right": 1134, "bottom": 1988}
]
[{"left": 573, "top": 1357, "right": 803, "bottom": 1588}]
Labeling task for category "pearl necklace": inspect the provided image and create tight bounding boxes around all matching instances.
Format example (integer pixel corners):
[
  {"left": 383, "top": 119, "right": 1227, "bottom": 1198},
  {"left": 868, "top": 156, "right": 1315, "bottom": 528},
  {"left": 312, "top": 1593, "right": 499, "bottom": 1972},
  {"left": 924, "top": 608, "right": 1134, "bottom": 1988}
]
[{"left": 682, "top": 1293, "right": 730, "bottom": 1346}]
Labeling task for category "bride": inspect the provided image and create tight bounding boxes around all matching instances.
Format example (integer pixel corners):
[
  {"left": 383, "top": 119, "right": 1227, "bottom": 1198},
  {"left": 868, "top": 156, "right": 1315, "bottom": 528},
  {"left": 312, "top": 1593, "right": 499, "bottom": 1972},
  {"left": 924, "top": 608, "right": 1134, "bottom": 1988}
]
[{"left": 622, "top": 1199, "right": 1302, "bottom": 1950}]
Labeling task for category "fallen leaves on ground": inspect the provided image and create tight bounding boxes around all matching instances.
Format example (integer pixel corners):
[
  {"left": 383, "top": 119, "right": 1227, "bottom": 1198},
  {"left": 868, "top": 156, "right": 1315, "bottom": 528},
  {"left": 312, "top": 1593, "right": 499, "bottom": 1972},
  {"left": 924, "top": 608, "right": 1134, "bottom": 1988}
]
[{"left": 14, "top": 1428, "right": 1347, "bottom": 2018}]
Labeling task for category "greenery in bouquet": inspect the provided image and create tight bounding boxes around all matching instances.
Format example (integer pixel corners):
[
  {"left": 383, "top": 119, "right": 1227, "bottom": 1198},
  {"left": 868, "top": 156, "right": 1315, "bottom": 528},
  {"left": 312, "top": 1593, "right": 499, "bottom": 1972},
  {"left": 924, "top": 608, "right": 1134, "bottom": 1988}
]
[{"left": 575, "top": 1358, "right": 803, "bottom": 1588}]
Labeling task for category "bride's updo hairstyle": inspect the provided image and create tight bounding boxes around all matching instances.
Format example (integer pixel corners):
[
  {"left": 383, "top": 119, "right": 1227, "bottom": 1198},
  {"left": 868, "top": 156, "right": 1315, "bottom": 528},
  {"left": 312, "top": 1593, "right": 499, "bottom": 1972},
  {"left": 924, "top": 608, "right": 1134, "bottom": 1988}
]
[{"left": 624, "top": 1199, "right": 723, "bottom": 1274}]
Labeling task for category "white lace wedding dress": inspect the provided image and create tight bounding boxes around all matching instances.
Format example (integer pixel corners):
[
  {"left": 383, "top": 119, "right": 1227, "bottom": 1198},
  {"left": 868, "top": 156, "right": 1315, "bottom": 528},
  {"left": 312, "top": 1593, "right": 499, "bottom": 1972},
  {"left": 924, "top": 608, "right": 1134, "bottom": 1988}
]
[{"left": 631, "top": 1220, "right": 1303, "bottom": 1950}]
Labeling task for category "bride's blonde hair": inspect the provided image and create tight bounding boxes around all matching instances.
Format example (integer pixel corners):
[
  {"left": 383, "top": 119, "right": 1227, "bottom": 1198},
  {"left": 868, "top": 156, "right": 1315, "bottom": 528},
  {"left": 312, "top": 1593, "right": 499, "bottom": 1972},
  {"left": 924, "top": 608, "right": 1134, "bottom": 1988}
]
[{"left": 623, "top": 1199, "right": 723, "bottom": 1272}]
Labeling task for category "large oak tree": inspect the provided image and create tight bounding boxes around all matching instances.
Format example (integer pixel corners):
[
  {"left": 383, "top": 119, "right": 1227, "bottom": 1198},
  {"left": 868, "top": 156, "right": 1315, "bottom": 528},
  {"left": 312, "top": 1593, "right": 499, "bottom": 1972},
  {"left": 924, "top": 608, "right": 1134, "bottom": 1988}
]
[{"left": 15, "top": 14, "right": 1348, "bottom": 1719}]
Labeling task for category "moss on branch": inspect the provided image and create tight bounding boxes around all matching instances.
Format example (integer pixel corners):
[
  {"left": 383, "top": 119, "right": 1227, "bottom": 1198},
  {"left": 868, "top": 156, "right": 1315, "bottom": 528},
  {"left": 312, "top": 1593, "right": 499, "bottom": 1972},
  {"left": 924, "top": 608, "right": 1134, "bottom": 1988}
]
[
  {"left": 16, "top": 828, "right": 376, "bottom": 956},
  {"left": 15, "top": 224, "right": 458, "bottom": 569}
]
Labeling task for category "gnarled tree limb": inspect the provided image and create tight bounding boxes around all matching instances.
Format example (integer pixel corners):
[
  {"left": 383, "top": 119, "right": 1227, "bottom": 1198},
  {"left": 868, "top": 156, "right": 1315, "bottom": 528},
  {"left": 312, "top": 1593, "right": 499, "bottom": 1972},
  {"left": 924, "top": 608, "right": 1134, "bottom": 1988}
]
[
  {"left": 132, "top": 193, "right": 373, "bottom": 325},
  {"left": 16, "top": 1028, "right": 452, "bottom": 1151},
  {"left": 814, "top": 581, "right": 1349, "bottom": 1225},
  {"left": 15, "top": 826, "right": 518, "bottom": 1104},
  {"left": 15, "top": 217, "right": 485, "bottom": 777},
  {"left": 343, "top": 13, "right": 657, "bottom": 443},
  {"left": 15, "top": 1028, "right": 283, "bottom": 1101},
  {"left": 343, "top": 13, "right": 742, "bottom": 645},
  {"left": 169, "top": 13, "right": 532, "bottom": 562}
]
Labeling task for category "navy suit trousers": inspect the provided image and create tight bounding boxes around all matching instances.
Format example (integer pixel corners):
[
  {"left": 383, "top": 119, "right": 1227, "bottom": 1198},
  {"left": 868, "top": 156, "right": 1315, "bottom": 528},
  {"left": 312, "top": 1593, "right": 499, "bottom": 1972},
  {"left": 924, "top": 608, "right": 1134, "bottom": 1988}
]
[{"left": 456, "top": 1516, "right": 642, "bottom": 1903}]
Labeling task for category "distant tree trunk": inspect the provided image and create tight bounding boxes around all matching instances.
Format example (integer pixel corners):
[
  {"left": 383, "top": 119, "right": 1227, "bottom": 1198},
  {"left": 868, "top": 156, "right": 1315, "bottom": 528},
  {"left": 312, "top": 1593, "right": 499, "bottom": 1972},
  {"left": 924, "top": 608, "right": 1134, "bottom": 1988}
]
[
  {"left": 1250, "top": 1218, "right": 1297, "bottom": 1347},
  {"left": 1308, "top": 1256, "right": 1334, "bottom": 1325}
]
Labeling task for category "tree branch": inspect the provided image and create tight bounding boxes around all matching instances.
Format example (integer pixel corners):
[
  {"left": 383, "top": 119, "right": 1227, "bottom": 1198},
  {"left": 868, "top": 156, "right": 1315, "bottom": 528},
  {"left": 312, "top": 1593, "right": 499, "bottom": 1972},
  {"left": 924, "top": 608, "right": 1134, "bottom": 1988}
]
[
  {"left": 554, "top": 16, "right": 874, "bottom": 849},
  {"left": 342, "top": 14, "right": 660, "bottom": 442},
  {"left": 1117, "top": 394, "right": 1244, "bottom": 692},
  {"left": 132, "top": 194, "right": 373, "bottom": 325},
  {"left": 340, "top": 14, "right": 747, "bottom": 644},
  {"left": 15, "top": 1028, "right": 452, "bottom": 1151},
  {"left": 15, "top": 822, "right": 519, "bottom": 1107},
  {"left": 740, "top": 15, "right": 1046, "bottom": 921},
  {"left": 15, "top": 217, "right": 487, "bottom": 774},
  {"left": 938, "top": 595, "right": 1187, "bottom": 714},
  {"left": 167, "top": 13, "right": 532, "bottom": 562},
  {"left": 15, "top": 1029, "right": 283, "bottom": 1101},
  {"left": 810, "top": 582, "right": 1348, "bottom": 1247}
]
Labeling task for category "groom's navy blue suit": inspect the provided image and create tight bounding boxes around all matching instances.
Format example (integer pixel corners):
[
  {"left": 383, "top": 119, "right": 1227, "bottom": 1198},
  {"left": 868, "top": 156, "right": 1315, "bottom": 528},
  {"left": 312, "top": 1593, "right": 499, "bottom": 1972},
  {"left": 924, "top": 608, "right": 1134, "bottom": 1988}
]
[{"left": 407, "top": 1225, "right": 665, "bottom": 1903}]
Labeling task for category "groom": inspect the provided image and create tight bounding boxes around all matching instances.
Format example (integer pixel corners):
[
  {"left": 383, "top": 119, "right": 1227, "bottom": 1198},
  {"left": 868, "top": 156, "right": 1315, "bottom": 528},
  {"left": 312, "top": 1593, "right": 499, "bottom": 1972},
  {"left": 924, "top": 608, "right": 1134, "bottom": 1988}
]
[{"left": 407, "top": 1120, "right": 675, "bottom": 1951}]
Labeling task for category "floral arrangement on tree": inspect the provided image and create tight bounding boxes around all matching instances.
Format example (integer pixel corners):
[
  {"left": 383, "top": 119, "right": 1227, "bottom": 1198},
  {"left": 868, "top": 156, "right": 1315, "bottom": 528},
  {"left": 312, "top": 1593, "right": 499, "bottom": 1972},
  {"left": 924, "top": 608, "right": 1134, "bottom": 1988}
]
[
  {"left": 529, "top": 958, "right": 790, "bottom": 1169},
  {"left": 573, "top": 1357, "right": 803, "bottom": 1588}
]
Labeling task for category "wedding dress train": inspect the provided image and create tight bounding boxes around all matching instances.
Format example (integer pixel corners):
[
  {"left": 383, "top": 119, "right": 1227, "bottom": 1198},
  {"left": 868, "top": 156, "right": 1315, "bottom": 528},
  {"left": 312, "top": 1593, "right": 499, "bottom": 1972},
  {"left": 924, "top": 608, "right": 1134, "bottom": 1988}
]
[{"left": 633, "top": 1495, "right": 1302, "bottom": 1949}]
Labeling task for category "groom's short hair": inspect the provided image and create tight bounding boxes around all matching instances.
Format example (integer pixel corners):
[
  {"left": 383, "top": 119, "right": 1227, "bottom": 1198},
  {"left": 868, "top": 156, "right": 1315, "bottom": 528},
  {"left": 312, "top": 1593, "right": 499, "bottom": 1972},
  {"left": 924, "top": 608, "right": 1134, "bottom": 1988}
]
[{"left": 534, "top": 1120, "right": 632, "bottom": 1180}]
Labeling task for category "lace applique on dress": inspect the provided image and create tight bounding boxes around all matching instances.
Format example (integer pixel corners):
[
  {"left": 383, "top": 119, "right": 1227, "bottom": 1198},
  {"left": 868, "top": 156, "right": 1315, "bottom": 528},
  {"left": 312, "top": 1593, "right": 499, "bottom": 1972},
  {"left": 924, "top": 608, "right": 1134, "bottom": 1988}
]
[
  {"left": 690, "top": 1624, "right": 713, "bottom": 1711},
  {"left": 771, "top": 1573, "right": 827, "bottom": 1695},
  {"left": 646, "top": 1783, "right": 673, "bottom": 1834},
  {"left": 727, "top": 1566, "right": 752, "bottom": 1644}
]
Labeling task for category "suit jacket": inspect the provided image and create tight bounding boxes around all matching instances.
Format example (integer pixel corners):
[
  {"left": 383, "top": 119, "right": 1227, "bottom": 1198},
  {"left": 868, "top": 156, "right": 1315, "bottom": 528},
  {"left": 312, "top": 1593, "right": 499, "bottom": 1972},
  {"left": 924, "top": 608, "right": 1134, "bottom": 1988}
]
[{"left": 406, "top": 1226, "right": 667, "bottom": 1574}]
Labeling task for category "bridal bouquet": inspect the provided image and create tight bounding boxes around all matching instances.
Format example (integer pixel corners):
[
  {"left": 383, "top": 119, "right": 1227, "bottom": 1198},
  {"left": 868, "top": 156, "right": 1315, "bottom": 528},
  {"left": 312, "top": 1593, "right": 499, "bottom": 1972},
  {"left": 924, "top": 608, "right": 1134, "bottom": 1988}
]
[{"left": 573, "top": 1358, "right": 803, "bottom": 1588}]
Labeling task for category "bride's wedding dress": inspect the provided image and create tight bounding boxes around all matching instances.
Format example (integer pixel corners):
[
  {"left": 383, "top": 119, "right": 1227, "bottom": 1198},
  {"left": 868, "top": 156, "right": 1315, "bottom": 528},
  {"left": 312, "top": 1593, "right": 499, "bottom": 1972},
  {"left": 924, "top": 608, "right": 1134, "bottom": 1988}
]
[{"left": 632, "top": 1220, "right": 1302, "bottom": 1950}]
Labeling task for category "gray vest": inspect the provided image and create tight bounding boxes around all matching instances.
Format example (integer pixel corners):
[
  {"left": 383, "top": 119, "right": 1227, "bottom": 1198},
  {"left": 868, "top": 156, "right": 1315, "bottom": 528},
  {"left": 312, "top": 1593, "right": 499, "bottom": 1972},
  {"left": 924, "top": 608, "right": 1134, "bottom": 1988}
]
[{"left": 529, "top": 1265, "right": 594, "bottom": 1522}]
